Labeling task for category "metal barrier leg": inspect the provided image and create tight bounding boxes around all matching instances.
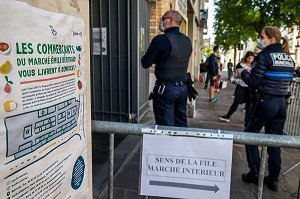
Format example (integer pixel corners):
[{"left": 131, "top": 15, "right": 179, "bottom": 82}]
[
  {"left": 297, "top": 177, "right": 300, "bottom": 199},
  {"left": 108, "top": 133, "right": 114, "bottom": 199},
  {"left": 281, "top": 161, "right": 300, "bottom": 176},
  {"left": 257, "top": 146, "right": 267, "bottom": 199}
]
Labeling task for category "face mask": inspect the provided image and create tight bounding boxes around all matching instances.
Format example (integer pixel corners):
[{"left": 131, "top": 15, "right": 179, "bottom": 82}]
[
  {"left": 159, "top": 20, "right": 165, "bottom": 32},
  {"left": 257, "top": 38, "right": 267, "bottom": 50}
]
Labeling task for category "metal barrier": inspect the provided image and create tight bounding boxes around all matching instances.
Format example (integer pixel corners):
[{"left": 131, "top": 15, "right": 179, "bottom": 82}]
[
  {"left": 285, "top": 79, "right": 300, "bottom": 136},
  {"left": 283, "top": 79, "right": 300, "bottom": 198},
  {"left": 92, "top": 120, "right": 300, "bottom": 199}
]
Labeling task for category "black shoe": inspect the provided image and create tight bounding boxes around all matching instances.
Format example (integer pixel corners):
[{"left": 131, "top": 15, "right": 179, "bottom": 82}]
[
  {"left": 242, "top": 172, "right": 258, "bottom": 185},
  {"left": 264, "top": 176, "right": 278, "bottom": 192}
]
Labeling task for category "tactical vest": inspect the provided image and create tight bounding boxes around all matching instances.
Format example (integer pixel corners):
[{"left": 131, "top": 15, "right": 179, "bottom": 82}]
[{"left": 155, "top": 31, "right": 192, "bottom": 81}]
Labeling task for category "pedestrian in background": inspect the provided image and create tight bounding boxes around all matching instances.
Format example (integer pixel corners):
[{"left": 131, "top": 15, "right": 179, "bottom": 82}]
[
  {"left": 237, "top": 26, "right": 295, "bottom": 191},
  {"left": 219, "top": 51, "right": 255, "bottom": 122},
  {"left": 204, "top": 59, "right": 210, "bottom": 89},
  {"left": 227, "top": 59, "right": 233, "bottom": 80},
  {"left": 207, "top": 45, "right": 220, "bottom": 102},
  {"left": 141, "top": 10, "right": 192, "bottom": 127},
  {"left": 215, "top": 57, "right": 222, "bottom": 92},
  {"left": 199, "top": 59, "right": 207, "bottom": 83}
]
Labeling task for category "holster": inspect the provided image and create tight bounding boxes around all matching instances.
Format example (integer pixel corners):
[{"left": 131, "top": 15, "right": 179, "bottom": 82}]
[
  {"left": 187, "top": 73, "right": 198, "bottom": 102},
  {"left": 148, "top": 92, "right": 154, "bottom": 100}
]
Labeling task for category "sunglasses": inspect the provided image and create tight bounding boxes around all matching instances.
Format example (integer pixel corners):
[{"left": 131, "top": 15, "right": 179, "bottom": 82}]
[{"left": 161, "top": 16, "right": 172, "bottom": 21}]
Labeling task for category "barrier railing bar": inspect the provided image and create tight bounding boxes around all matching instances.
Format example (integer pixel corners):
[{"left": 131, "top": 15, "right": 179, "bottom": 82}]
[
  {"left": 257, "top": 146, "right": 267, "bottom": 199},
  {"left": 92, "top": 121, "right": 300, "bottom": 148},
  {"left": 92, "top": 120, "right": 300, "bottom": 199},
  {"left": 108, "top": 133, "right": 114, "bottom": 199}
]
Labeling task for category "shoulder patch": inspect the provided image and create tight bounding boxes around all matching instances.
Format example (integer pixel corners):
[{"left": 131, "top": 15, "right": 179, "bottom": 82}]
[{"left": 270, "top": 53, "right": 294, "bottom": 67}]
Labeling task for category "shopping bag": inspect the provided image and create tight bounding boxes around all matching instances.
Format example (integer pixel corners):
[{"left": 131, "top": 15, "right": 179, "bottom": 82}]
[
  {"left": 199, "top": 74, "right": 203, "bottom": 83},
  {"left": 221, "top": 81, "right": 228, "bottom": 89}
]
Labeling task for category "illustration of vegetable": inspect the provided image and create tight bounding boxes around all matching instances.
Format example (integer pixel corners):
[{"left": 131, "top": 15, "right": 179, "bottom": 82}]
[
  {"left": 77, "top": 80, "right": 82, "bottom": 89},
  {"left": 77, "top": 70, "right": 81, "bottom": 77},
  {"left": 4, "top": 76, "right": 13, "bottom": 93},
  {"left": 0, "top": 61, "right": 11, "bottom": 74},
  {"left": 0, "top": 42, "right": 11, "bottom": 55},
  {"left": 78, "top": 54, "right": 81, "bottom": 66}
]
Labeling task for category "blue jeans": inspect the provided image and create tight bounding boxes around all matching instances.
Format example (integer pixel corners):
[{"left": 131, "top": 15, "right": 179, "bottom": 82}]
[
  {"left": 152, "top": 84, "right": 188, "bottom": 127},
  {"left": 244, "top": 97, "right": 286, "bottom": 179}
]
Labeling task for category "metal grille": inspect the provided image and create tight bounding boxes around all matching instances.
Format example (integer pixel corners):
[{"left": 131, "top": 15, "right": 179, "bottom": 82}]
[
  {"left": 285, "top": 79, "right": 300, "bottom": 136},
  {"left": 90, "top": 0, "right": 150, "bottom": 122}
]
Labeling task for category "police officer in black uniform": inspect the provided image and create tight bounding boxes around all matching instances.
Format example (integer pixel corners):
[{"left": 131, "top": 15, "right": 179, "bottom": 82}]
[
  {"left": 237, "top": 26, "right": 295, "bottom": 191},
  {"left": 141, "top": 10, "right": 192, "bottom": 127}
]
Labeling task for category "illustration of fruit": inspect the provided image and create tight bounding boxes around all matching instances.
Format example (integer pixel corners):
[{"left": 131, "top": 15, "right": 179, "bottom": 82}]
[
  {"left": 0, "top": 42, "right": 11, "bottom": 55},
  {"left": 4, "top": 100, "right": 17, "bottom": 112},
  {"left": 4, "top": 84, "right": 11, "bottom": 93},
  {"left": 0, "top": 61, "right": 11, "bottom": 74},
  {"left": 4, "top": 76, "right": 13, "bottom": 93},
  {"left": 77, "top": 80, "right": 82, "bottom": 89}
]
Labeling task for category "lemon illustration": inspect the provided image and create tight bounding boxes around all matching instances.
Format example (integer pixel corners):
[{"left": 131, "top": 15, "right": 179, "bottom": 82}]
[{"left": 0, "top": 61, "right": 11, "bottom": 74}]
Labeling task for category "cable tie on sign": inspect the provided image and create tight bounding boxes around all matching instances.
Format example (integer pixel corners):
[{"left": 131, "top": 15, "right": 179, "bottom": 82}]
[
  {"left": 218, "top": 129, "right": 221, "bottom": 139},
  {"left": 154, "top": 125, "right": 158, "bottom": 133}
]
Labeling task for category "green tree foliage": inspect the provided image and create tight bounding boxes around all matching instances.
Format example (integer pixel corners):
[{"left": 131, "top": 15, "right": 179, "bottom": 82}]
[
  {"left": 203, "top": 47, "right": 213, "bottom": 57},
  {"left": 214, "top": 0, "right": 300, "bottom": 51}
]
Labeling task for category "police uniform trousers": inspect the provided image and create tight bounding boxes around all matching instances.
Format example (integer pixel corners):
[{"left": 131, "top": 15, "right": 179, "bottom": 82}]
[
  {"left": 244, "top": 95, "right": 286, "bottom": 180},
  {"left": 152, "top": 82, "right": 188, "bottom": 127}
]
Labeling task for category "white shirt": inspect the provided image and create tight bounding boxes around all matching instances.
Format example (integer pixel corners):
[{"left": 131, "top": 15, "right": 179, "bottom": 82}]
[{"left": 235, "top": 62, "right": 251, "bottom": 87}]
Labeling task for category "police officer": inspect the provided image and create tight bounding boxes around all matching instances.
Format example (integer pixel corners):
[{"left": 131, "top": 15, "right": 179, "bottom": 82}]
[
  {"left": 237, "top": 26, "right": 295, "bottom": 191},
  {"left": 141, "top": 10, "right": 192, "bottom": 127}
]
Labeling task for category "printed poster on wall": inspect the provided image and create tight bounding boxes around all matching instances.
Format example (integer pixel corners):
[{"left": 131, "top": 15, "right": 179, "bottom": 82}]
[{"left": 0, "top": 1, "right": 88, "bottom": 198}]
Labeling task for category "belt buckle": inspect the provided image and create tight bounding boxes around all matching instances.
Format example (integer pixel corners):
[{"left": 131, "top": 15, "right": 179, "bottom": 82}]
[{"left": 175, "top": 81, "right": 179, "bottom": 86}]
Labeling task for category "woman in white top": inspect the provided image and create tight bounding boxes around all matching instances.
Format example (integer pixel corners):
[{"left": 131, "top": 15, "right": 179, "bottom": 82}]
[{"left": 219, "top": 51, "right": 255, "bottom": 122}]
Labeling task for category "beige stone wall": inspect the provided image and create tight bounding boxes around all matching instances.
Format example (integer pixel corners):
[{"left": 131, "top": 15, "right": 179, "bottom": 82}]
[
  {"left": 149, "top": 0, "right": 175, "bottom": 40},
  {"left": 16, "top": 1, "right": 92, "bottom": 198}
]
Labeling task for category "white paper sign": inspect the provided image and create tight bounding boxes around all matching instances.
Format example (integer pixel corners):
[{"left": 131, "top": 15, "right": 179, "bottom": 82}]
[{"left": 140, "top": 134, "right": 233, "bottom": 199}]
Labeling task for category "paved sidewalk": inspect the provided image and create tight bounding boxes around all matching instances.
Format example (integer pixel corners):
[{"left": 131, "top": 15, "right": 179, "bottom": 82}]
[{"left": 99, "top": 73, "right": 300, "bottom": 199}]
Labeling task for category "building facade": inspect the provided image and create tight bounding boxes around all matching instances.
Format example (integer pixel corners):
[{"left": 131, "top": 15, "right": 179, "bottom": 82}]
[{"left": 287, "top": 26, "right": 300, "bottom": 67}]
